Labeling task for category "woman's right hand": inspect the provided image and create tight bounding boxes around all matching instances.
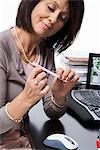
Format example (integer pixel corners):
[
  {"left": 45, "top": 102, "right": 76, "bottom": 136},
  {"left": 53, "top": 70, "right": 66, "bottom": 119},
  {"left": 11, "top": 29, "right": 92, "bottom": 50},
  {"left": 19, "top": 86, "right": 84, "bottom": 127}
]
[
  {"left": 4, "top": 67, "right": 49, "bottom": 122},
  {"left": 23, "top": 66, "right": 50, "bottom": 107}
]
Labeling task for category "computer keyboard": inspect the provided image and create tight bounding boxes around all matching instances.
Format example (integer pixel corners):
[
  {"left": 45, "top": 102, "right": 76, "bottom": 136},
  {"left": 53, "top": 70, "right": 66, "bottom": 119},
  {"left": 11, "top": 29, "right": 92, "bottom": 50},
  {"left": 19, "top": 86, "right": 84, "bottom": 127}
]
[
  {"left": 98, "top": 90, "right": 100, "bottom": 96},
  {"left": 72, "top": 90, "right": 100, "bottom": 117},
  {"left": 68, "top": 89, "right": 100, "bottom": 121}
]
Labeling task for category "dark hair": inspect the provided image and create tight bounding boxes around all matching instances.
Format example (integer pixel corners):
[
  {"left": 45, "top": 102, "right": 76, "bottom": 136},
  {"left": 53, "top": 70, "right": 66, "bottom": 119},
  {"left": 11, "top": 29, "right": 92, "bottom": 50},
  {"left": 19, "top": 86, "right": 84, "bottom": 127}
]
[{"left": 16, "top": 0, "right": 84, "bottom": 53}]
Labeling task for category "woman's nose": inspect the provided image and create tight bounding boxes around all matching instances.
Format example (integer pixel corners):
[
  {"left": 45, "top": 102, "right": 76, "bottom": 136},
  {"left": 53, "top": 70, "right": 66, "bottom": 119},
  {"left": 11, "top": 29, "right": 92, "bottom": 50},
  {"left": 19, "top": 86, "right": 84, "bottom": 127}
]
[{"left": 49, "top": 12, "right": 59, "bottom": 24}]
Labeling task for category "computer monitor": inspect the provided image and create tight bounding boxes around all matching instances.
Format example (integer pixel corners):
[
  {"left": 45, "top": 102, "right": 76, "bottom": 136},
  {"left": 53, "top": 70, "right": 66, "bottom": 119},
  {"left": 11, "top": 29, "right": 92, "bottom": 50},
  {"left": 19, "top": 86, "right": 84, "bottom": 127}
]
[{"left": 86, "top": 53, "right": 100, "bottom": 89}]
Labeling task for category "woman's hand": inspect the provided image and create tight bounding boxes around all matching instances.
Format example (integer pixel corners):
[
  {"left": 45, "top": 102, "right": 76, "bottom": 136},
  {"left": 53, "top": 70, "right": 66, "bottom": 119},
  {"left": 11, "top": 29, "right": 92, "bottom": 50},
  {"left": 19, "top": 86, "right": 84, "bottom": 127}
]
[
  {"left": 6, "top": 67, "right": 50, "bottom": 121},
  {"left": 51, "top": 68, "right": 79, "bottom": 105},
  {"left": 23, "top": 66, "right": 50, "bottom": 107}
]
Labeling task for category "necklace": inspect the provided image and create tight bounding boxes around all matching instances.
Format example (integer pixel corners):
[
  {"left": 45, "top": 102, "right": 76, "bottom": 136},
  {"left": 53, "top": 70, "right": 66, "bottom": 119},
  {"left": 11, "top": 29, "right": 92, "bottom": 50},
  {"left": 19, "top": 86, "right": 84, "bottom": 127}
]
[
  {"left": 14, "top": 27, "right": 34, "bottom": 63},
  {"left": 13, "top": 28, "right": 67, "bottom": 82}
]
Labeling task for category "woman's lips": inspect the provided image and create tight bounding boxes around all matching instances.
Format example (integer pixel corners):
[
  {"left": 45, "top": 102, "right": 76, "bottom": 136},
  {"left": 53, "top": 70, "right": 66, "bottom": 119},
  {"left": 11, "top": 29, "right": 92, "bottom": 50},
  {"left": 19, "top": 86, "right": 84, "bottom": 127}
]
[{"left": 41, "top": 22, "right": 51, "bottom": 30}]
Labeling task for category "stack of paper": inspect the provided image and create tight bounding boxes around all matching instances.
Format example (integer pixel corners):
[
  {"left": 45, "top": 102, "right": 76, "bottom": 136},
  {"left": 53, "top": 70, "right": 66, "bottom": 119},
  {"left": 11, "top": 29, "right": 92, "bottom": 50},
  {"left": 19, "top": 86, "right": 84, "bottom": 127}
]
[
  {"left": 63, "top": 49, "right": 90, "bottom": 59},
  {"left": 62, "top": 52, "right": 89, "bottom": 83},
  {"left": 65, "top": 59, "right": 88, "bottom": 83},
  {"left": 55, "top": 50, "right": 91, "bottom": 83}
]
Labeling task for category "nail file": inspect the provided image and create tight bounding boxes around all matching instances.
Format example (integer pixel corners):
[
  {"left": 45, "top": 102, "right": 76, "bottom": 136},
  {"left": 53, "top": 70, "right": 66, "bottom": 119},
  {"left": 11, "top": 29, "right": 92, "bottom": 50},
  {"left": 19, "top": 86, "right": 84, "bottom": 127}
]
[{"left": 30, "top": 62, "right": 68, "bottom": 83}]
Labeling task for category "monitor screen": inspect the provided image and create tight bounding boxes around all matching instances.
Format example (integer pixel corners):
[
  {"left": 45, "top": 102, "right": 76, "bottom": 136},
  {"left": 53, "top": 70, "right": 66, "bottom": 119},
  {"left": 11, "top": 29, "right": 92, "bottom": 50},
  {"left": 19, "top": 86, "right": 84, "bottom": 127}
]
[{"left": 86, "top": 53, "right": 100, "bottom": 89}]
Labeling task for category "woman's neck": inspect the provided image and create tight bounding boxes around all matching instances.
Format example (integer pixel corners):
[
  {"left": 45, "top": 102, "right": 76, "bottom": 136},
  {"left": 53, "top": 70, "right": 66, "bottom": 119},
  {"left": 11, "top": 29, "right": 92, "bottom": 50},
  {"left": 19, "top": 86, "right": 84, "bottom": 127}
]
[{"left": 11, "top": 27, "right": 41, "bottom": 62}]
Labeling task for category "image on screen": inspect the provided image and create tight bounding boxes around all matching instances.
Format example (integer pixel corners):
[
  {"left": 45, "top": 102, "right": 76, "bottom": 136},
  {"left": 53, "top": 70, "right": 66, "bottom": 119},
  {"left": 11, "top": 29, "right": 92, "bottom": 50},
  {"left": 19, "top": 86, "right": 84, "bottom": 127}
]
[{"left": 90, "top": 56, "right": 100, "bottom": 86}]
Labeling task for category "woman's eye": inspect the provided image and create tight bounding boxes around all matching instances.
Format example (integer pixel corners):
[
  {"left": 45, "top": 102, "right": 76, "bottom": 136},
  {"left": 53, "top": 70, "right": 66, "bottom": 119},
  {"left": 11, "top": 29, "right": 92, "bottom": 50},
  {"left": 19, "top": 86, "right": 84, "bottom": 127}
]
[
  {"left": 60, "top": 16, "right": 65, "bottom": 21},
  {"left": 48, "top": 5, "right": 55, "bottom": 12},
  {"left": 59, "top": 16, "right": 65, "bottom": 22},
  {"left": 60, "top": 15, "right": 68, "bottom": 22}
]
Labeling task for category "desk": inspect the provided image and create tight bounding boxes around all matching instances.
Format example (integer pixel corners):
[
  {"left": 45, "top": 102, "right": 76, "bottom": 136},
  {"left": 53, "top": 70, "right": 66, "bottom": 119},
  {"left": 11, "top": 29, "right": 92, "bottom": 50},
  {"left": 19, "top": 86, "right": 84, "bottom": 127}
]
[{"left": 28, "top": 101, "right": 98, "bottom": 150}]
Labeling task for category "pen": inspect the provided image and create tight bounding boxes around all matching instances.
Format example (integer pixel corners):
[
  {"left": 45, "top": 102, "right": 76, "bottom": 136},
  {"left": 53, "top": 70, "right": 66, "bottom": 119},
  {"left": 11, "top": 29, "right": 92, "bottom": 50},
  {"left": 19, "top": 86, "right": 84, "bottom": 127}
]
[{"left": 29, "top": 62, "right": 68, "bottom": 83}]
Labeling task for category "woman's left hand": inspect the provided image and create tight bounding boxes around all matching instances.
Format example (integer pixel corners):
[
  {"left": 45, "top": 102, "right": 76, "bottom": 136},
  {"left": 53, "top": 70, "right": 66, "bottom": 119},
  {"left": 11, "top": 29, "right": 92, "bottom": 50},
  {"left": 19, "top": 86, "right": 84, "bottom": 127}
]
[{"left": 51, "top": 68, "right": 79, "bottom": 105}]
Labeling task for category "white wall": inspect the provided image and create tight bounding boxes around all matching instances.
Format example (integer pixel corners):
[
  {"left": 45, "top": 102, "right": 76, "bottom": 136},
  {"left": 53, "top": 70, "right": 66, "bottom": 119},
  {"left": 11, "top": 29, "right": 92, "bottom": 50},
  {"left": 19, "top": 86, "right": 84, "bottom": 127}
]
[
  {"left": 0, "top": 0, "right": 21, "bottom": 31},
  {"left": 0, "top": 0, "right": 100, "bottom": 61},
  {"left": 63, "top": 0, "right": 100, "bottom": 53},
  {"left": 55, "top": 0, "right": 100, "bottom": 67}
]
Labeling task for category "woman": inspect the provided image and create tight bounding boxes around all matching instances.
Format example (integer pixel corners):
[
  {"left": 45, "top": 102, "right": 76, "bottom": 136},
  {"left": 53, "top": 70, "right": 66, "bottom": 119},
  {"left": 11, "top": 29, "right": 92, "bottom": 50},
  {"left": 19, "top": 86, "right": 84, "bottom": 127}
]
[{"left": 0, "top": 0, "right": 84, "bottom": 149}]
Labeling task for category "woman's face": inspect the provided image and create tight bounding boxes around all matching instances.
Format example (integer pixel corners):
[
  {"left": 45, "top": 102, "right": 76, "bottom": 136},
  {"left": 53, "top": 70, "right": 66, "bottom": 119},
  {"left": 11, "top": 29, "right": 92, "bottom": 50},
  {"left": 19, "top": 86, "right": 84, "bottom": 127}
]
[{"left": 31, "top": 0, "right": 69, "bottom": 38}]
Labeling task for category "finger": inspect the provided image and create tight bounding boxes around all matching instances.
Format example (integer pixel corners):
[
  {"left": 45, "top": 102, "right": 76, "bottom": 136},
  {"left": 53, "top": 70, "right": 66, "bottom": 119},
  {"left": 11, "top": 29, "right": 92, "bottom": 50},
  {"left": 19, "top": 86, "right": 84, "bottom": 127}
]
[
  {"left": 32, "top": 78, "right": 38, "bottom": 85},
  {"left": 56, "top": 68, "right": 64, "bottom": 77},
  {"left": 29, "top": 66, "right": 43, "bottom": 80},
  {"left": 71, "top": 74, "right": 80, "bottom": 82},
  {"left": 66, "top": 69, "right": 75, "bottom": 80},
  {"left": 31, "top": 75, "right": 48, "bottom": 90},
  {"left": 40, "top": 85, "right": 50, "bottom": 96},
  {"left": 61, "top": 68, "right": 72, "bottom": 80},
  {"left": 36, "top": 72, "right": 47, "bottom": 83},
  {"left": 38, "top": 78, "right": 48, "bottom": 90}
]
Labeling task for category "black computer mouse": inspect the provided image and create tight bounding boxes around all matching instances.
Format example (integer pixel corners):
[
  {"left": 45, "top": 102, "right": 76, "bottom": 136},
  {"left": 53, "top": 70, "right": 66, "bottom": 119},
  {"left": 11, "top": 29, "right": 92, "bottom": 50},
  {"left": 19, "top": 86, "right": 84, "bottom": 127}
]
[{"left": 43, "top": 133, "right": 79, "bottom": 150}]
